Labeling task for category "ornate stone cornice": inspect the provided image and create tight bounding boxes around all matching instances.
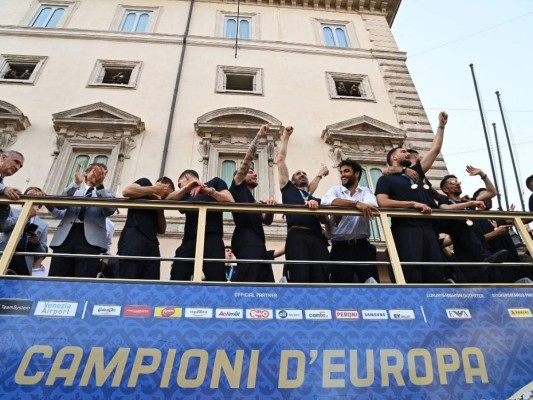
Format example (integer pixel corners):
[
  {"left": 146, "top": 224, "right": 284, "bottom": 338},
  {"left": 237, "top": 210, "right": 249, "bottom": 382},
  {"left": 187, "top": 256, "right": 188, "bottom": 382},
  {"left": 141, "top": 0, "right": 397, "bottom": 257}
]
[{"left": 0, "top": 100, "right": 30, "bottom": 151}]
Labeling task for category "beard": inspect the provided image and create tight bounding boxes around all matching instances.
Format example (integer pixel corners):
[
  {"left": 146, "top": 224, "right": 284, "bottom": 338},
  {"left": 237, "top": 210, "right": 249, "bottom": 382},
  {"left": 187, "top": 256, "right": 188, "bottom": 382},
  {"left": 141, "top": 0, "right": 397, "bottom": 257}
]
[
  {"left": 247, "top": 181, "right": 258, "bottom": 189},
  {"left": 342, "top": 175, "right": 356, "bottom": 189},
  {"left": 399, "top": 159, "right": 411, "bottom": 167}
]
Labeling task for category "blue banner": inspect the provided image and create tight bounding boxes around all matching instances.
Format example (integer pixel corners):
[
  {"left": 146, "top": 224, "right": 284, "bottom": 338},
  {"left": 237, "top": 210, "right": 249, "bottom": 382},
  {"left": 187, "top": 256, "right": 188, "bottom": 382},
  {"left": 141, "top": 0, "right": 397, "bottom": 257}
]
[{"left": 0, "top": 278, "right": 531, "bottom": 399}]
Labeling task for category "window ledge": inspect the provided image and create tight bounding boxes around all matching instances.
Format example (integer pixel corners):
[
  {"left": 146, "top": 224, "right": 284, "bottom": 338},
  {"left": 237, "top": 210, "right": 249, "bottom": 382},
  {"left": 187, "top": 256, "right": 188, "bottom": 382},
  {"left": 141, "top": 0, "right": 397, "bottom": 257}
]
[
  {"left": 87, "top": 83, "right": 136, "bottom": 89},
  {"left": 215, "top": 90, "right": 263, "bottom": 96},
  {"left": 0, "top": 79, "right": 34, "bottom": 85}
]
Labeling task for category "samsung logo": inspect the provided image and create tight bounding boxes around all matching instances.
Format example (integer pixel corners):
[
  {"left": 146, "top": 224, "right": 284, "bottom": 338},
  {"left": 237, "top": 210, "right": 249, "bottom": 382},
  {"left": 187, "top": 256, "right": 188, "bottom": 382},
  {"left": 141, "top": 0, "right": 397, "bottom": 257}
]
[{"left": 362, "top": 310, "right": 388, "bottom": 320}]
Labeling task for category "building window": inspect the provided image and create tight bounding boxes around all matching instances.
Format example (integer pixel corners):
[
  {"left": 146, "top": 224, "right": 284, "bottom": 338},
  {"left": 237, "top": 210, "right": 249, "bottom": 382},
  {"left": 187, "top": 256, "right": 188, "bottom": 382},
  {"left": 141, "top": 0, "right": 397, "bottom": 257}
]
[
  {"left": 31, "top": 5, "right": 66, "bottom": 27},
  {"left": 326, "top": 72, "right": 374, "bottom": 101},
  {"left": 22, "top": 1, "right": 78, "bottom": 29},
  {"left": 322, "top": 24, "right": 349, "bottom": 47},
  {"left": 120, "top": 10, "right": 152, "bottom": 33},
  {"left": 87, "top": 60, "right": 142, "bottom": 89},
  {"left": 216, "top": 66, "right": 263, "bottom": 95},
  {"left": 0, "top": 55, "right": 47, "bottom": 85},
  {"left": 224, "top": 16, "right": 251, "bottom": 39}
]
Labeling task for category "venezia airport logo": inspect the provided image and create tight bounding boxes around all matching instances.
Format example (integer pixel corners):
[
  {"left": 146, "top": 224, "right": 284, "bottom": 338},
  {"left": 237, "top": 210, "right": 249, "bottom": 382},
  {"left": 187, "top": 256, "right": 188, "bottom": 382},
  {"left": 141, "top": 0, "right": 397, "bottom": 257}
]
[
  {"left": 362, "top": 309, "right": 388, "bottom": 320},
  {"left": 305, "top": 310, "right": 332, "bottom": 320},
  {"left": 215, "top": 308, "right": 243, "bottom": 319},
  {"left": 246, "top": 309, "right": 273, "bottom": 320},
  {"left": 389, "top": 309, "right": 415, "bottom": 320},
  {"left": 335, "top": 310, "right": 359, "bottom": 320},
  {"left": 185, "top": 308, "right": 213, "bottom": 319},
  {"left": 34, "top": 301, "right": 78, "bottom": 318},
  {"left": 446, "top": 309, "right": 471, "bottom": 319},
  {"left": 508, "top": 308, "right": 532, "bottom": 318},
  {"left": 92, "top": 305, "right": 121, "bottom": 317},
  {"left": 0, "top": 299, "right": 33, "bottom": 316},
  {"left": 276, "top": 309, "right": 303, "bottom": 320}
]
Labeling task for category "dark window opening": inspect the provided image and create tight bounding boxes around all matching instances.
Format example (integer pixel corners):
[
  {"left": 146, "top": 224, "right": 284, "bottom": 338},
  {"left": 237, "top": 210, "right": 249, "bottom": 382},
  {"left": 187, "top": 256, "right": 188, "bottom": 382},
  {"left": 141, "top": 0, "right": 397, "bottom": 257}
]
[
  {"left": 2, "top": 63, "right": 37, "bottom": 80},
  {"left": 226, "top": 74, "right": 254, "bottom": 91},
  {"left": 101, "top": 68, "right": 133, "bottom": 84},
  {"left": 335, "top": 80, "right": 362, "bottom": 97}
]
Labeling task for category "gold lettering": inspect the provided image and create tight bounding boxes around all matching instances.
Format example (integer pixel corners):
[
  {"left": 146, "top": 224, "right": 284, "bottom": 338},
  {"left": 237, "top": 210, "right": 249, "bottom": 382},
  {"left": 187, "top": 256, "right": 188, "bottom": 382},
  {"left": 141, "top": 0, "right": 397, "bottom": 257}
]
[
  {"left": 160, "top": 349, "right": 176, "bottom": 388},
  {"left": 436, "top": 348, "right": 460, "bottom": 384},
  {"left": 278, "top": 350, "right": 305, "bottom": 388},
  {"left": 45, "top": 346, "right": 83, "bottom": 386},
  {"left": 349, "top": 349, "right": 374, "bottom": 387},
  {"left": 246, "top": 349, "right": 259, "bottom": 389},
  {"left": 380, "top": 349, "right": 405, "bottom": 387},
  {"left": 15, "top": 345, "right": 52, "bottom": 385},
  {"left": 407, "top": 348, "right": 433, "bottom": 386},
  {"left": 210, "top": 350, "right": 244, "bottom": 388},
  {"left": 177, "top": 349, "right": 208, "bottom": 388},
  {"left": 127, "top": 348, "right": 162, "bottom": 387},
  {"left": 462, "top": 347, "right": 488, "bottom": 383},
  {"left": 323, "top": 350, "right": 345, "bottom": 388},
  {"left": 80, "top": 347, "right": 129, "bottom": 387}
]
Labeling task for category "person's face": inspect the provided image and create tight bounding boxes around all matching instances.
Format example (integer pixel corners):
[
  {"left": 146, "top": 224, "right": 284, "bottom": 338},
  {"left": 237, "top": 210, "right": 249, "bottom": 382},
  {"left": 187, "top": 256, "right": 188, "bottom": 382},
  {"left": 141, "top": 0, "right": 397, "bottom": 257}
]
[
  {"left": 178, "top": 174, "right": 193, "bottom": 189},
  {"left": 0, "top": 153, "right": 24, "bottom": 177},
  {"left": 339, "top": 166, "right": 359, "bottom": 188},
  {"left": 245, "top": 168, "right": 258, "bottom": 188},
  {"left": 444, "top": 178, "right": 462, "bottom": 196},
  {"left": 392, "top": 149, "right": 411, "bottom": 167},
  {"left": 85, "top": 165, "right": 107, "bottom": 186},
  {"left": 291, "top": 170, "right": 309, "bottom": 187},
  {"left": 225, "top": 248, "right": 234, "bottom": 259}
]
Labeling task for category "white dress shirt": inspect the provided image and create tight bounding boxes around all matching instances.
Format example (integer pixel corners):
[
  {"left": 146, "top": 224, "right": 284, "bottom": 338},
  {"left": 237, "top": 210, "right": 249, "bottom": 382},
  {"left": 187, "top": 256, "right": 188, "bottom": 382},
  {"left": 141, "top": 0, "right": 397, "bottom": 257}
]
[{"left": 321, "top": 185, "right": 378, "bottom": 240}]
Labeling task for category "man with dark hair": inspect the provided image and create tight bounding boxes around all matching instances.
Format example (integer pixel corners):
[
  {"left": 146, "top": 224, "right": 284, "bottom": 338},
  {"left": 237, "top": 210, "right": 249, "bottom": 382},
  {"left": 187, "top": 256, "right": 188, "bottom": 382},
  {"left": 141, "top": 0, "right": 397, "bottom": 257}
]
[
  {"left": 119, "top": 176, "right": 175, "bottom": 280},
  {"left": 527, "top": 175, "right": 533, "bottom": 212},
  {"left": 167, "top": 169, "right": 234, "bottom": 281},
  {"left": 278, "top": 126, "right": 329, "bottom": 283},
  {"left": 230, "top": 123, "right": 277, "bottom": 282},
  {"left": 0, "top": 187, "right": 48, "bottom": 275},
  {"left": 321, "top": 159, "right": 379, "bottom": 283},
  {"left": 0, "top": 150, "right": 25, "bottom": 200},
  {"left": 49, "top": 163, "right": 117, "bottom": 277},
  {"left": 375, "top": 112, "right": 448, "bottom": 283}
]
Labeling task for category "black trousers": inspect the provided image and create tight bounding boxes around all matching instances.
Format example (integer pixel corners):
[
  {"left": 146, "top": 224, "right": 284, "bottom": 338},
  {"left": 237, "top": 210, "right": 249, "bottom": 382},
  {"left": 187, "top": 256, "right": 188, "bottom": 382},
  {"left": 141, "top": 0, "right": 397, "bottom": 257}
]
[
  {"left": 49, "top": 224, "right": 104, "bottom": 278},
  {"left": 8, "top": 256, "right": 30, "bottom": 276},
  {"left": 285, "top": 228, "right": 329, "bottom": 283},
  {"left": 391, "top": 224, "right": 445, "bottom": 283},
  {"left": 118, "top": 226, "right": 160, "bottom": 280},
  {"left": 232, "top": 228, "right": 274, "bottom": 283},
  {"left": 330, "top": 239, "right": 377, "bottom": 283},
  {"left": 170, "top": 233, "right": 226, "bottom": 281}
]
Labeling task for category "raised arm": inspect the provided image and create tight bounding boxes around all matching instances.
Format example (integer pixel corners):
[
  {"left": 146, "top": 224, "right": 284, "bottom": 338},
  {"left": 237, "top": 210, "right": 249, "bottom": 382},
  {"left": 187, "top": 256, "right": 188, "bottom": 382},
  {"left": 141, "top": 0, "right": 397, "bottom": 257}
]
[
  {"left": 466, "top": 165, "right": 496, "bottom": 202},
  {"left": 420, "top": 111, "right": 448, "bottom": 173},
  {"left": 308, "top": 165, "right": 329, "bottom": 195},
  {"left": 234, "top": 124, "right": 269, "bottom": 186},
  {"left": 277, "top": 126, "right": 293, "bottom": 189}
]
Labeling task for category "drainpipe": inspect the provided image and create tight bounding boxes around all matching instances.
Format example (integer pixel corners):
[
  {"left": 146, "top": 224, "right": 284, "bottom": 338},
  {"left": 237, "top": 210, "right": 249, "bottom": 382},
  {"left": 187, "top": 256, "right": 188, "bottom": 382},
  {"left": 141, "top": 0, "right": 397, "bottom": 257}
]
[{"left": 159, "top": 0, "right": 195, "bottom": 177}]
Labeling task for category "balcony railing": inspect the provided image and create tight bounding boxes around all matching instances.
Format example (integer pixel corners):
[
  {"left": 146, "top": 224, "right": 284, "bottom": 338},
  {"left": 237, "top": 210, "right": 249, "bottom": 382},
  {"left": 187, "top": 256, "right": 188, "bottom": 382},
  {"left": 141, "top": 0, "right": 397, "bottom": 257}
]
[{"left": 0, "top": 196, "right": 531, "bottom": 285}]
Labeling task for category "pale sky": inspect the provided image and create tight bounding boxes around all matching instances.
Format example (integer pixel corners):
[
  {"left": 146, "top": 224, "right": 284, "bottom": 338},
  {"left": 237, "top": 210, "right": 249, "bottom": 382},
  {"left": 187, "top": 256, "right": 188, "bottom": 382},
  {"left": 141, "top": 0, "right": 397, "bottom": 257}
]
[{"left": 392, "top": 0, "right": 533, "bottom": 211}]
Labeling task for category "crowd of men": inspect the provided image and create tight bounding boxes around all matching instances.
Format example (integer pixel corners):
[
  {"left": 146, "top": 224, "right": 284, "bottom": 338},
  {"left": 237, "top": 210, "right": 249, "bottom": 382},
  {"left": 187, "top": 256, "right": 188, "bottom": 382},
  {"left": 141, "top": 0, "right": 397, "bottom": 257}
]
[{"left": 0, "top": 113, "right": 532, "bottom": 284}]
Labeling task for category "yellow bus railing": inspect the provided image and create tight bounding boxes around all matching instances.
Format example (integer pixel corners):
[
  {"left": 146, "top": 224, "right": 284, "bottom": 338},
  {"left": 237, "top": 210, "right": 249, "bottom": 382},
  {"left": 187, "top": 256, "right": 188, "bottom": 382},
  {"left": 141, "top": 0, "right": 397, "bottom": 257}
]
[{"left": 0, "top": 196, "right": 531, "bottom": 285}]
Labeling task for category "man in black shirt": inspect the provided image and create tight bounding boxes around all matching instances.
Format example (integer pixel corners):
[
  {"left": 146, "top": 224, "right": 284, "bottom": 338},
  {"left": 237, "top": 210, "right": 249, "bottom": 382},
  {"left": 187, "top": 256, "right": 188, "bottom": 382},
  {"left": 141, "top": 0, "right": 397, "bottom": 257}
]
[
  {"left": 167, "top": 170, "right": 234, "bottom": 281},
  {"left": 375, "top": 112, "right": 448, "bottom": 283},
  {"left": 527, "top": 175, "right": 533, "bottom": 212},
  {"left": 278, "top": 126, "right": 329, "bottom": 283},
  {"left": 230, "top": 124, "right": 276, "bottom": 282},
  {"left": 119, "top": 176, "right": 174, "bottom": 280}
]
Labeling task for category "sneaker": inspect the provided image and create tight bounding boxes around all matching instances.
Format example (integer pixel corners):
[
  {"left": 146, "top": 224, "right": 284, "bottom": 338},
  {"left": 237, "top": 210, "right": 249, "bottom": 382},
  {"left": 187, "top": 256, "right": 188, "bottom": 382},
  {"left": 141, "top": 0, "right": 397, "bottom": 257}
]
[
  {"left": 365, "top": 277, "right": 378, "bottom": 284},
  {"left": 96, "top": 272, "right": 106, "bottom": 279},
  {"left": 515, "top": 277, "right": 533, "bottom": 284},
  {"left": 445, "top": 278, "right": 456, "bottom": 284},
  {"left": 483, "top": 249, "right": 508, "bottom": 263},
  {"left": 6, "top": 269, "right": 17, "bottom": 275}
]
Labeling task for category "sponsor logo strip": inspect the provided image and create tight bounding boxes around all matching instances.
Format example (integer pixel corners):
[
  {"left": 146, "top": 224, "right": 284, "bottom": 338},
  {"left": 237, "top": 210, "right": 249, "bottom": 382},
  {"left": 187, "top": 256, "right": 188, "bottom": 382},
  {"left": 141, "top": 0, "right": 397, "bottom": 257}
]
[
  {"left": 246, "top": 309, "right": 273, "bottom": 320},
  {"left": 0, "top": 299, "right": 33, "bottom": 316},
  {"left": 34, "top": 301, "right": 78, "bottom": 318},
  {"left": 276, "top": 309, "right": 303, "bottom": 320},
  {"left": 305, "top": 310, "right": 332, "bottom": 320},
  {"left": 124, "top": 305, "right": 152, "bottom": 318},
  {"left": 185, "top": 308, "right": 213, "bottom": 319},
  {"left": 362, "top": 309, "right": 388, "bottom": 320},
  {"left": 92, "top": 305, "right": 121, "bottom": 317},
  {"left": 335, "top": 310, "right": 359, "bottom": 320},
  {"left": 446, "top": 309, "right": 471, "bottom": 319},
  {"left": 153, "top": 307, "right": 181, "bottom": 318},
  {"left": 215, "top": 308, "right": 243, "bottom": 319},
  {"left": 508, "top": 308, "right": 532, "bottom": 318},
  {"left": 389, "top": 309, "right": 415, "bottom": 320}
]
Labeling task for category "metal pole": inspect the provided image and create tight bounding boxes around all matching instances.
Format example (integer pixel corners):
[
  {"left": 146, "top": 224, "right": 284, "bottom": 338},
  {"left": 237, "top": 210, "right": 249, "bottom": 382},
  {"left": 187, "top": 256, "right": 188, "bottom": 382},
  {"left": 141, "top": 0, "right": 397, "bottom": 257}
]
[
  {"left": 234, "top": 0, "right": 241, "bottom": 58},
  {"left": 491, "top": 123, "right": 509, "bottom": 210},
  {"left": 495, "top": 91, "right": 526, "bottom": 211},
  {"left": 469, "top": 63, "right": 502, "bottom": 210}
]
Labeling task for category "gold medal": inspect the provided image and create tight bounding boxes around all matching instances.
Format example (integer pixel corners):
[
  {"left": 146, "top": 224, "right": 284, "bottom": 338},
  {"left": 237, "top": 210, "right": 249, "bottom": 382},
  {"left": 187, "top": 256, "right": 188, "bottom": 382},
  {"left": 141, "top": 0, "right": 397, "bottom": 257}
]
[
  {"left": 466, "top": 219, "right": 473, "bottom": 226},
  {"left": 423, "top": 184, "right": 430, "bottom": 190},
  {"left": 411, "top": 183, "right": 418, "bottom": 189}
]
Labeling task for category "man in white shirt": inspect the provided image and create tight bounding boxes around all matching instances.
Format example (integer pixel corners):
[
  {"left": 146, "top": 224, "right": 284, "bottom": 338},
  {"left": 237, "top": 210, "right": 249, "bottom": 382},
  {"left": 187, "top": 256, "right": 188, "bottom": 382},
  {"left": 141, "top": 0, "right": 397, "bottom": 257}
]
[{"left": 321, "top": 159, "right": 379, "bottom": 283}]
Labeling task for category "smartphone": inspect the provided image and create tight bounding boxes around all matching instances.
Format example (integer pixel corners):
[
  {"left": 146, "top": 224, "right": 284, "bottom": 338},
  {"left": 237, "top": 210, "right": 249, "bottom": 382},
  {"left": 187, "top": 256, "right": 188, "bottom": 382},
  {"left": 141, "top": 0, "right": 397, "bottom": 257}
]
[{"left": 25, "top": 223, "right": 39, "bottom": 233}]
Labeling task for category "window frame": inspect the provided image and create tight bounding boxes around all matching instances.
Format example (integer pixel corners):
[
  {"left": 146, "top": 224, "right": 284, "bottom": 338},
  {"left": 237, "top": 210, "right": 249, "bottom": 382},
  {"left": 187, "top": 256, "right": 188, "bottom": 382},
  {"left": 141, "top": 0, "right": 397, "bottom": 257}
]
[
  {"left": 326, "top": 72, "right": 375, "bottom": 102},
  {"left": 223, "top": 16, "right": 252, "bottom": 39},
  {"left": 110, "top": 5, "right": 160, "bottom": 33},
  {"left": 314, "top": 18, "right": 359, "bottom": 49},
  {"left": 87, "top": 59, "right": 143, "bottom": 89},
  {"left": 216, "top": 65, "right": 263, "bottom": 95},
  {"left": 22, "top": 0, "right": 78, "bottom": 29},
  {"left": 0, "top": 54, "right": 48, "bottom": 85},
  {"left": 321, "top": 24, "right": 349, "bottom": 47},
  {"left": 217, "top": 11, "right": 258, "bottom": 40}
]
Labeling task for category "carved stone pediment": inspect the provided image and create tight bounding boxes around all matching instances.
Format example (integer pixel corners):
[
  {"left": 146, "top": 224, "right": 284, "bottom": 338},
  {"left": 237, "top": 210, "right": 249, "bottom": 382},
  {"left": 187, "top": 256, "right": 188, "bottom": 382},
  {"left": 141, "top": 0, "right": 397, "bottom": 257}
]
[
  {"left": 0, "top": 100, "right": 31, "bottom": 151},
  {"left": 321, "top": 115, "right": 406, "bottom": 164}
]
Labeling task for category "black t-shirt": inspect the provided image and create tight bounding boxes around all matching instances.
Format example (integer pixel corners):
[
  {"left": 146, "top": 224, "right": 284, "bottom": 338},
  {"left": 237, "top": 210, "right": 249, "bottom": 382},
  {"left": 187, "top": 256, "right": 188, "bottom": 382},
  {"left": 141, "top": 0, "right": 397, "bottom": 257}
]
[
  {"left": 375, "top": 163, "right": 436, "bottom": 226},
  {"left": 529, "top": 193, "right": 533, "bottom": 212},
  {"left": 124, "top": 178, "right": 160, "bottom": 243},
  {"left": 230, "top": 179, "right": 265, "bottom": 242},
  {"left": 182, "top": 177, "right": 228, "bottom": 240},
  {"left": 281, "top": 181, "right": 322, "bottom": 235}
]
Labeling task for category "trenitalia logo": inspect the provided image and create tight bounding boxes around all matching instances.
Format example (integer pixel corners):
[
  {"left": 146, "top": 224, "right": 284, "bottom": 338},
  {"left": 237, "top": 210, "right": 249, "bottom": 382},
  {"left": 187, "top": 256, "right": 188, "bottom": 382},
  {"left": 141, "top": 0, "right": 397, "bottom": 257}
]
[
  {"left": 34, "top": 301, "right": 78, "bottom": 318},
  {"left": 0, "top": 299, "right": 33, "bottom": 316},
  {"left": 508, "top": 308, "right": 532, "bottom": 318},
  {"left": 185, "top": 308, "right": 213, "bottom": 319},
  {"left": 305, "top": 310, "right": 332, "bottom": 320},
  {"left": 92, "top": 305, "right": 121, "bottom": 317},
  {"left": 153, "top": 307, "right": 181, "bottom": 318},
  {"left": 123, "top": 306, "right": 152, "bottom": 318},
  {"left": 215, "top": 308, "right": 243, "bottom": 319},
  {"left": 446, "top": 309, "right": 471, "bottom": 319},
  {"left": 362, "top": 310, "right": 388, "bottom": 320},
  {"left": 335, "top": 310, "right": 359, "bottom": 320},
  {"left": 246, "top": 309, "right": 273, "bottom": 320},
  {"left": 389, "top": 309, "right": 415, "bottom": 320},
  {"left": 276, "top": 309, "right": 303, "bottom": 320}
]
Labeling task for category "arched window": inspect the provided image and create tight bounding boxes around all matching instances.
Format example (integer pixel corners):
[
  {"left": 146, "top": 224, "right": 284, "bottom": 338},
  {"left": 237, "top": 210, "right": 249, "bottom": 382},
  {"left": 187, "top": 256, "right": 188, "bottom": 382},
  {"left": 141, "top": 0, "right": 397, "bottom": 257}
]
[{"left": 32, "top": 6, "right": 65, "bottom": 28}]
